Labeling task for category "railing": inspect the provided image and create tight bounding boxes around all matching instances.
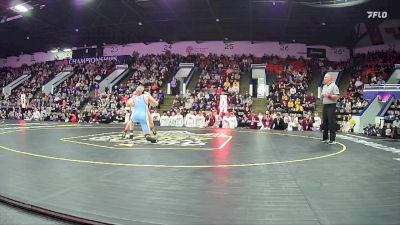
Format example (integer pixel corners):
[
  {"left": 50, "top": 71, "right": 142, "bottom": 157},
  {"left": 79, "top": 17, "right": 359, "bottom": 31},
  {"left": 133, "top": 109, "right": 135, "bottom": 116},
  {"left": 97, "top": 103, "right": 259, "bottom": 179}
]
[{"left": 364, "top": 84, "right": 400, "bottom": 90}]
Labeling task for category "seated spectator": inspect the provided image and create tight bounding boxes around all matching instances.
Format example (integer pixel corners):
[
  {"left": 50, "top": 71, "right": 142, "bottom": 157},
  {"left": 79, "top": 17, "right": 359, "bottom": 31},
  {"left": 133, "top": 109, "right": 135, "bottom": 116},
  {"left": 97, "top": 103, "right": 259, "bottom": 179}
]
[
  {"left": 301, "top": 115, "right": 313, "bottom": 131},
  {"left": 272, "top": 113, "right": 286, "bottom": 130}
]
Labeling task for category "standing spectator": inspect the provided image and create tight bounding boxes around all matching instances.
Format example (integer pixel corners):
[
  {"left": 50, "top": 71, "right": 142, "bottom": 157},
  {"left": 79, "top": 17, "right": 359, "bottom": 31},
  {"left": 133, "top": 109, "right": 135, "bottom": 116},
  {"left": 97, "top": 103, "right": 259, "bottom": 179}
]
[
  {"left": 157, "top": 90, "right": 165, "bottom": 106},
  {"left": 95, "top": 83, "right": 100, "bottom": 96},
  {"left": 171, "top": 77, "right": 178, "bottom": 95}
]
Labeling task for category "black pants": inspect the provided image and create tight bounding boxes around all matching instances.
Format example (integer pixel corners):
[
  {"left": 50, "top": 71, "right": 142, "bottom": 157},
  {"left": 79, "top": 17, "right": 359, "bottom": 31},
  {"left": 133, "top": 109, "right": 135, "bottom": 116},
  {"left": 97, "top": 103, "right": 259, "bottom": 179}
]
[{"left": 323, "top": 103, "right": 337, "bottom": 141}]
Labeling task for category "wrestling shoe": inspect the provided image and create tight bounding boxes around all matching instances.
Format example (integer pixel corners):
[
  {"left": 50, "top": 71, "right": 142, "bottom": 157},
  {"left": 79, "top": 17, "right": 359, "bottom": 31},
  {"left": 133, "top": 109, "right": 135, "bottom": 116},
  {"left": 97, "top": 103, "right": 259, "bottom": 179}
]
[
  {"left": 328, "top": 141, "right": 337, "bottom": 145},
  {"left": 121, "top": 131, "right": 127, "bottom": 139},
  {"left": 145, "top": 134, "right": 157, "bottom": 143},
  {"left": 151, "top": 128, "right": 157, "bottom": 135}
]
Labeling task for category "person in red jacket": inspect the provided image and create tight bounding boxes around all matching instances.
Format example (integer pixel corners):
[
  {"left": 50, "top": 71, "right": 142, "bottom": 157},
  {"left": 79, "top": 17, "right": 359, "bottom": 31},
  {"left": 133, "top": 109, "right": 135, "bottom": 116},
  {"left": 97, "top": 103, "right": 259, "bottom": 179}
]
[
  {"left": 301, "top": 115, "right": 313, "bottom": 131},
  {"left": 208, "top": 112, "right": 215, "bottom": 127},
  {"left": 71, "top": 113, "right": 77, "bottom": 123},
  {"left": 248, "top": 112, "right": 259, "bottom": 129},
  {"left": 261, "top": 111, "right": 273, "bottom": 130}
]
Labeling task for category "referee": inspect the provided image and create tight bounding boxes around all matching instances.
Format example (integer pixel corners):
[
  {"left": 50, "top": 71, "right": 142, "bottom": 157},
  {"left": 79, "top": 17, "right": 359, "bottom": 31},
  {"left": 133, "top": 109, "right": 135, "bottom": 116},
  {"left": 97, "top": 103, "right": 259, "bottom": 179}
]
[{"left": 321, "top": 74, "right": 340, "bottom": 144}]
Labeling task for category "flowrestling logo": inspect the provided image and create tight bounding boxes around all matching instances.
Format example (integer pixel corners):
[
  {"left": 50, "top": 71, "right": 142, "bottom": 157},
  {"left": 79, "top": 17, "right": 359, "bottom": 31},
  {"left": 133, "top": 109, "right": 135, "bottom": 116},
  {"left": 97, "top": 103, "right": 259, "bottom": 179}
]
[{"left": 367, "top": 11, "right": 388, "bottom": 19}]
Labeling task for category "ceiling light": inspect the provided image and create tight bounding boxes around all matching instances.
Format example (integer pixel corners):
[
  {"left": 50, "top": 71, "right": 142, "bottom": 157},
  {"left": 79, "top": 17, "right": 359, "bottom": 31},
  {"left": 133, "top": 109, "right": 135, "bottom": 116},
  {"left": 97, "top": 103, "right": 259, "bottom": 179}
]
[
  {"left": 138, "top": 22, "right": 143, "bottom": 26},
  {"left": 26, "top": 36, "right": 29, "bottom": 40},
  {"left": 216, "top": 18, "right": 220, "bottom": 22},
  {"left": 322, "top": 22, "right": 327, "bottom": 26},
  {"left": 63, "top": 48, "right": 72, "bottom": 52},
  {"left": 14, "top": 4, "right": 29, "bottom": 12},
  {"left": 75, "top": 28, "right": 79, "bottom": 32},
  {"left": 159, "top": 39, "right": 163, "bottom": 42}
]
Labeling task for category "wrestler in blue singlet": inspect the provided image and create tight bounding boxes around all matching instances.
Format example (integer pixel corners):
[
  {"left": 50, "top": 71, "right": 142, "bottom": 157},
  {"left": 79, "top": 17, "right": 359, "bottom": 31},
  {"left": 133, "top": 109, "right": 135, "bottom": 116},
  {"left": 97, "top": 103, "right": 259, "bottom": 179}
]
[{"left": 131, "top": 94, "right": 151, "bottom": 133}]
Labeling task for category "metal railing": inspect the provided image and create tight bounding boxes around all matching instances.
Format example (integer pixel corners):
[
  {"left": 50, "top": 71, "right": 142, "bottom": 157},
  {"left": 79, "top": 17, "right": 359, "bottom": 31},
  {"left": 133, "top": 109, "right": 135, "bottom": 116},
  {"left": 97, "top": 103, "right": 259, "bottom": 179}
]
[{"left": 364, "top": 84, "right": 400, "bottom": 90}]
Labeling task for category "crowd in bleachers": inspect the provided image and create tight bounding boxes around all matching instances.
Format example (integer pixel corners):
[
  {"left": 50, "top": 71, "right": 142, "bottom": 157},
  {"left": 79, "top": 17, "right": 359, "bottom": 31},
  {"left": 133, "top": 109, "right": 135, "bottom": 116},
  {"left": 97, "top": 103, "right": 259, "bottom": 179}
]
[
  {"left": 164, "top": 54, "right": 255, "bottom": 126},
  {"left": 343, "top": 51, "right": 400, "bottom": 99},
  {"left": 377, "top": 99, "right": 400, "bottom": 138},
  {"left": 1, "top": 50, "right": 399, "bottom": 137},
  {"left": 364, "top": 116, "right": 399, "bottom": 139},
  {"left": 0, "top": 60, "right": 116, "bottom": 122},
  {"left": 0, "top": 66, "right": 27, "bottom": 90},
  {"left": 82, "top": 54, "right": 187, "bottom": 123},
  {"left": 259, "top": 57, "right": 321, "bottom": 131},
  {"left": 333, "top": 51, "right": 400, "bottom": 136}
]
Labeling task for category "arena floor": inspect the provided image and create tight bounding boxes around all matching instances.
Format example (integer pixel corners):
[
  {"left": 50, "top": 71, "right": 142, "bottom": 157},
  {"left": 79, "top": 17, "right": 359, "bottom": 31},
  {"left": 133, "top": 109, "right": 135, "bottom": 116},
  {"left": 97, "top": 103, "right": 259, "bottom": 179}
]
[{"left": 0, "top": 121, "right": 399, "bottom": 225}]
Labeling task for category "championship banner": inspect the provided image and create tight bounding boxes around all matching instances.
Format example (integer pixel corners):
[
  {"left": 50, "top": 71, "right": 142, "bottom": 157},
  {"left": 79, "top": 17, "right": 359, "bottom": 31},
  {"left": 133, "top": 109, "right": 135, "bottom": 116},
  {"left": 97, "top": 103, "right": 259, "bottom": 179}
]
[
  {"left": 68, "top": 55, "right": 131, "bottom": 64},
  {"left": 46, "top": 55, "right": 131, "bottom": 66}
]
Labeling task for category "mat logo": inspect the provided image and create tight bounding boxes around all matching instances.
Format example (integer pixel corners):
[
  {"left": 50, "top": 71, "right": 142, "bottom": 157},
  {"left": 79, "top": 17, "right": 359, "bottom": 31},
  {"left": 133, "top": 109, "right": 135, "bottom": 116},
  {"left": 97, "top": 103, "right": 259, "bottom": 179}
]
[
  {"left": 367, "top": 11, "right": 388, "bottom": 19},
  {"left": 63, "top": 131, "right": 232, "bottom": 149}
]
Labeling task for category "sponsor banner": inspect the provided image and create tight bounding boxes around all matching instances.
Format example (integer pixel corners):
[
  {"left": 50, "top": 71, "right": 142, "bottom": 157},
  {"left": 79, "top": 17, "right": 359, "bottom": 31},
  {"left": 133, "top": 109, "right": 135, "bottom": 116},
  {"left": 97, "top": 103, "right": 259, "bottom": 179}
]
[
  {"left": 102, "top": 41, "right": 349, "bottom": 62},
  {"left": 307, "top": 48, "right": 326, "bottom": 58}
]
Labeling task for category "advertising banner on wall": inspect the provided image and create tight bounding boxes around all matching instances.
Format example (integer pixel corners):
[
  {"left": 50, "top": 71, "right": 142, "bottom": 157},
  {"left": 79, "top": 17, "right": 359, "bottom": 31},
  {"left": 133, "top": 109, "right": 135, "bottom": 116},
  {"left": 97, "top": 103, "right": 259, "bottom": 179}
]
[
  {"left": 102, "top": 41, "right": 349, "bottom": 62},
  {"left": 307, "top": 48, "right": 327, "bottom": 58}
]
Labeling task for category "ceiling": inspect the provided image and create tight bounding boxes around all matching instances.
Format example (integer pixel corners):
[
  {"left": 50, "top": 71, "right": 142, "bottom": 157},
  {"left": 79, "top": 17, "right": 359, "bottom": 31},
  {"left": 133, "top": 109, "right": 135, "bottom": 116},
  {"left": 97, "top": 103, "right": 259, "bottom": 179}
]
[{"left": 0, "top": 0, "right": 399, "bottom": 57}]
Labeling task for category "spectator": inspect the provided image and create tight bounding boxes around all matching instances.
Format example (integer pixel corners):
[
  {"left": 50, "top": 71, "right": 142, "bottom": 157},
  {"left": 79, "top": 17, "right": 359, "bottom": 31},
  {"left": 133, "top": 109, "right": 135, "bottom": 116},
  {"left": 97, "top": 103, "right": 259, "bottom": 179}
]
[{"left": 272, "top": 113, "right": 285, "bottom": 130}]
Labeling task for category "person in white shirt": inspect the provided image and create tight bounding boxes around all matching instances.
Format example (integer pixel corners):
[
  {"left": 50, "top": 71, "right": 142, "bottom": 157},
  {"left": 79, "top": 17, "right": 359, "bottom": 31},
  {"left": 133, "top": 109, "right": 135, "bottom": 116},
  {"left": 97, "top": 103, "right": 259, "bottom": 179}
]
[
  {"left": 257, "top": 112, "right": 263, "bottom": 129},
  {"left": 160, "top": 112, "right": 170, "bottom": 127},
  {"left": 124, "top": 107, "right": 131, "bottom": 124},
  {"left": 184, "top": 111, "right": 196, "bottom": 127},
  {"left": 33, "top": 109, "right": 41, "bottom": 121},
  {"left": 41, "top": 108, "right": 48, "bottom": 119},
  {"left": 196, "top": 112, "right": 206, "bottom": 128},
  {"left": 222, "top": 113, "right": 230, "bottom": 128},
  {"left": 151, "top": 110, "right": 161, "bottom": 127},
  {"left": 184, "top": 97, "right": 193, "bottom": 110},
  {"left": 355, "top": 78, "right": 363, "bottom": 89},
  {"left": 228, "top": 112, "right": 238, "bottom": 129},
  {"left": 283, "top": 115, "right": 290, "bottom": 125},
  {"left": 169, "top": 112, "right": 177, "bottom": 127},
  {"left": 219, "top": 94, "right": 228, "bottom": 113},
  {"left": 313, "top": 112, "right": 322, "bottom": 131},
  {"left": 175, "top": 111, "right": 184, "bottom": 127},
  {"left": 213, "top": 112, "right": 221, "bottom": 128},
  {"left": 289, "top": 86, "right": 296, "bottom": 96},
  {"left": 287, "top": 116, "right": 299, "bottom": 131}
]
